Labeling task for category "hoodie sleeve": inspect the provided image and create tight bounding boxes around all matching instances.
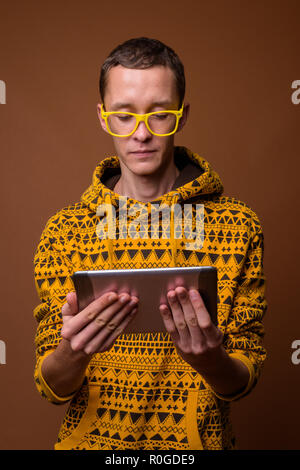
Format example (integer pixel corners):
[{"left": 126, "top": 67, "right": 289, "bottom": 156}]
[
  {"left": 33, "top": 213, "right": 79, "bottom": 404},
  {"left": 213, "top": 211, "right": 268, "bottom": 402}
]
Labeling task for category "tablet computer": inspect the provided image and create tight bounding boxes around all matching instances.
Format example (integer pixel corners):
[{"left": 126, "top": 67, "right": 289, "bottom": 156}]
[{"left": 71, "top": 266, "right": 218, "bottom": 333}]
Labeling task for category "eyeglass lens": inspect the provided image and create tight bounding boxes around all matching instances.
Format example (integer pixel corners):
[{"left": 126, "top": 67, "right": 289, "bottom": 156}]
[{"left": 107, "top": 112, "right": 177, "bottom": 135}]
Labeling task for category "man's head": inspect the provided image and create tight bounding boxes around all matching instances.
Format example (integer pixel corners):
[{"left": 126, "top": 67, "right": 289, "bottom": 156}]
[
  {"left": 97, "top": 37, "right": 189, "bottom": 178},
  {"left": 99, "top": 37, "right": 185, "bottom": 108}
]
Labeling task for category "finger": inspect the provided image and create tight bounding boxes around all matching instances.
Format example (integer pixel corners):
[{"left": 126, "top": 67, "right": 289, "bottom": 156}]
[
  {"left": 61, "top": 292, "right": 77, "bottom": 317},
  {"left": 167, "top": 289, "right": 190, "bottom": 346},
  {"left": 66, "top": 291, "right": 78, "bottom": 310},
  {"left": 83, "top": 301, "right": 139, "bottom": 354},
  {"left": 189, "top": 289, "right": 222, "bottom": 346},
  {"left": 71, "top": 295, "right": 138, "bottom": 351},
  {"left": 175, "top": 287, "right": 206, "bottom": 349},
  {"left": 97, "top": 305, "right": 139, "bottom": 353},
  {"left": 62, "top": 291, "right": 120, "bottom": 339},
  {"left": 159, "top": 303, "right": 179, "bottom": 343}
]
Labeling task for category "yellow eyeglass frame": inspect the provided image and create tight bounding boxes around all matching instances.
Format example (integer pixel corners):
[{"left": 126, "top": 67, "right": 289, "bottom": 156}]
[{"left": 100, "top": 103, "right": 184, "bottom": 137}]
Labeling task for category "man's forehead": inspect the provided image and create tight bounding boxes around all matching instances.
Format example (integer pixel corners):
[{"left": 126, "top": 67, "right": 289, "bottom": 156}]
[
  {"left": 104, "top": 65, "right": 178, "bottom": 107},
  {"left": 107, "top": 63, "right": 175, "bottom": 81}
]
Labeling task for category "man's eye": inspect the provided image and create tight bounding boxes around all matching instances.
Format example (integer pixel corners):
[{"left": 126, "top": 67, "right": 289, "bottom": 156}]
[
  {"left": 116, "top": 115, "right": 132, "bottom": 121},
  {"left": 153, "top": 113, "right": 168, "bottom": 120}
]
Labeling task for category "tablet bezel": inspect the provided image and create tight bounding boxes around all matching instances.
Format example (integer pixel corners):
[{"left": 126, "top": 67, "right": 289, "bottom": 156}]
[{"left": 71, "top": 266, "right": 218, "bottom": 333}]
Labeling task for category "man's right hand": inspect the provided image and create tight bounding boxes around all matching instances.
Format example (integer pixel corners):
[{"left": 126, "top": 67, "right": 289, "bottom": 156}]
[
  {"left": 61, "top": 291, "right": 139, "bottom": 355},
  {"left": 41, "top": 290, "right": 138, "bottom": 399}
]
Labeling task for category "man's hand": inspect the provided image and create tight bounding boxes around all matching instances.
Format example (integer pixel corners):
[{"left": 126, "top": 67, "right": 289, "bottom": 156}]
[
  {"left": 41, "top": 291, "right": 139, "bottom": 399},
  {"left": 159, "top": 286, "right": 223, "bottom": 370},
  {"left": 159, "top": 286, "right": 250, "bottom": 397},
  {"left": 61, "top": 290, "right": 139, "bottom": 355}
]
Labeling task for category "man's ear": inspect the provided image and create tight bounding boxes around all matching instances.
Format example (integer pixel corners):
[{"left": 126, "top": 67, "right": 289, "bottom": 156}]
[
  {"left": 97, "top": 103, "right": 109, "bottom": 134},
  {"left": 176, "top": 102, "right": 190, "bottom": 133}
]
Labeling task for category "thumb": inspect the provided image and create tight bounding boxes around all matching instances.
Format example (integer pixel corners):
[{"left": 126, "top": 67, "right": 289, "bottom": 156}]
[{"left": 65, "top": 291, "right": 78, "bottom": 314}]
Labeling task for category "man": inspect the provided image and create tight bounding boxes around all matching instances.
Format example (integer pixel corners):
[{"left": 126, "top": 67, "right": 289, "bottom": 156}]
[{"left": 33, "top": 37, "right": 267, "bottom": 450}]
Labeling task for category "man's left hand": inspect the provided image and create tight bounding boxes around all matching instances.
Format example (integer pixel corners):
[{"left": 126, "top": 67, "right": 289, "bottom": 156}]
[{"left": 159, "top": 286, "right": 223, "bottom": 371}]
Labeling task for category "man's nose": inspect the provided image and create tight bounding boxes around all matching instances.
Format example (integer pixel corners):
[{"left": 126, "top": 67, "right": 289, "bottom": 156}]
[{"left": 133, "top": 120, "right": 152, "bottom": 140}]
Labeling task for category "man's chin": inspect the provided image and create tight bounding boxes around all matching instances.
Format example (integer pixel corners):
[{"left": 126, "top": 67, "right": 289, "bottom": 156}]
[
  {"left": 130, "top": 164, "right": 161, "bottom": 177},
  {"left": 126, "top": 157, "right": 162, "bottom": 176}
]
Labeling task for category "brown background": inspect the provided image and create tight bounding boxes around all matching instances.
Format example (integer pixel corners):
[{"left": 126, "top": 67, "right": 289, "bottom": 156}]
[{"left": 0, "top": 0, "right": 299, "bottom": 450}]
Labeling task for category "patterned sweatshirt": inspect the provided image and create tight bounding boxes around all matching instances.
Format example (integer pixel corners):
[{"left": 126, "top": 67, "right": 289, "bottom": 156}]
[{"left": 33, "top": 146, "right": 267, "bottom": 450}]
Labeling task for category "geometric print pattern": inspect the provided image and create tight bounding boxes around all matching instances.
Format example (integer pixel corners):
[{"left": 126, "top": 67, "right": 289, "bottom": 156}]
[{"left": 33, "top": 146, "right": 267, "bottom": 450}]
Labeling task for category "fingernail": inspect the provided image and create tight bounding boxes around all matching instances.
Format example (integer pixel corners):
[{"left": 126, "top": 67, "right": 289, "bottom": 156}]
[
  {"left": 120, "top": 294, "right": 129, "bottom": 303},
  {"left": 108, "top": 293, "right": 117, "bottom": 301},
  {"left": 189, "top": 290, "right": 199, "bottom": 299}
]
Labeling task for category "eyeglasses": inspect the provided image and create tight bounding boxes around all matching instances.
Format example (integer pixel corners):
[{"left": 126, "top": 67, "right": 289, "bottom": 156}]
[{"left": 100, "top": 103, "right": 184, "bottom": 137}]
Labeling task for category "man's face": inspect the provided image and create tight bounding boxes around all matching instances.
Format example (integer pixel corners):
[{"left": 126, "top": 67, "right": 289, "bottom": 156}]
[{"left": 97, "top": 65, "right": 188, "bottom": 177}]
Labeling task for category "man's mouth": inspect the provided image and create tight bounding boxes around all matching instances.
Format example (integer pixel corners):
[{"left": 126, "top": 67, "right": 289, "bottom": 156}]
[{"left": 130, "top": 149, "right": 156, "bottom": 156}]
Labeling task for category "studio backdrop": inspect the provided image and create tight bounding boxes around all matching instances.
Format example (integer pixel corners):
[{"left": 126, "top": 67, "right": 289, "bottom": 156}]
[{"left": 0, "top": 0, "right": 299, "bottom": 450}]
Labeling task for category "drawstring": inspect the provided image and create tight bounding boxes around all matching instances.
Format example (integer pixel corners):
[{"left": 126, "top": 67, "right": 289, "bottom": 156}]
[
  {"left": 104, "top": 192, "right": 115, "bottom": 269},
  {"left": 170, "top": 193, "right": 180, "bottom": 268}
]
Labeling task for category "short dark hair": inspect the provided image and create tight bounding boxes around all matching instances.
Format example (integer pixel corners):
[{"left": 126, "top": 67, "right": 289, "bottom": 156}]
[{"left": 99, "top": 37, "right": 185, "bottom": 107}]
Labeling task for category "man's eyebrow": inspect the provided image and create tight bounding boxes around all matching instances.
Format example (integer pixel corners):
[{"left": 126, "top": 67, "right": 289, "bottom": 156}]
[
  {"left": 109, "top": 102, "right": 132, "bottom": 111},
  {"left": 150, "top": 101, "right": 175, "bottom": 109},
  {"left": 109, "top": 100, "right": 174, "bottom": 111}
]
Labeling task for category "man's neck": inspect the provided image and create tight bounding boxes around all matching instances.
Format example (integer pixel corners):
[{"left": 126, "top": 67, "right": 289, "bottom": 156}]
[{"left": 114, "top": 158, "right": 180, "bottom": 203}]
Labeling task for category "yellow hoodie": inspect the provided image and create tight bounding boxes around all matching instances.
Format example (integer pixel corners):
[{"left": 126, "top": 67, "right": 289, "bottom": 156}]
[{"left": 33, "top": 146, "right": 267, "bottom": 450}]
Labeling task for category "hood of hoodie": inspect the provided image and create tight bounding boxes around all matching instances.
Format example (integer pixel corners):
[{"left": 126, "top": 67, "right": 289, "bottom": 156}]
[
  {"left": 81, "top": 146, "right": 223, "bottom": 208},
  {"left": 80, "top": 146, "right": 224, "bottom": 268}
]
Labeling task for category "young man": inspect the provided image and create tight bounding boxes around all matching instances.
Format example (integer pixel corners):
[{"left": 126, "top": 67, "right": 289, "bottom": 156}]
[{"left": 33, "top": 37, "right": 267, "bottom": 450}]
